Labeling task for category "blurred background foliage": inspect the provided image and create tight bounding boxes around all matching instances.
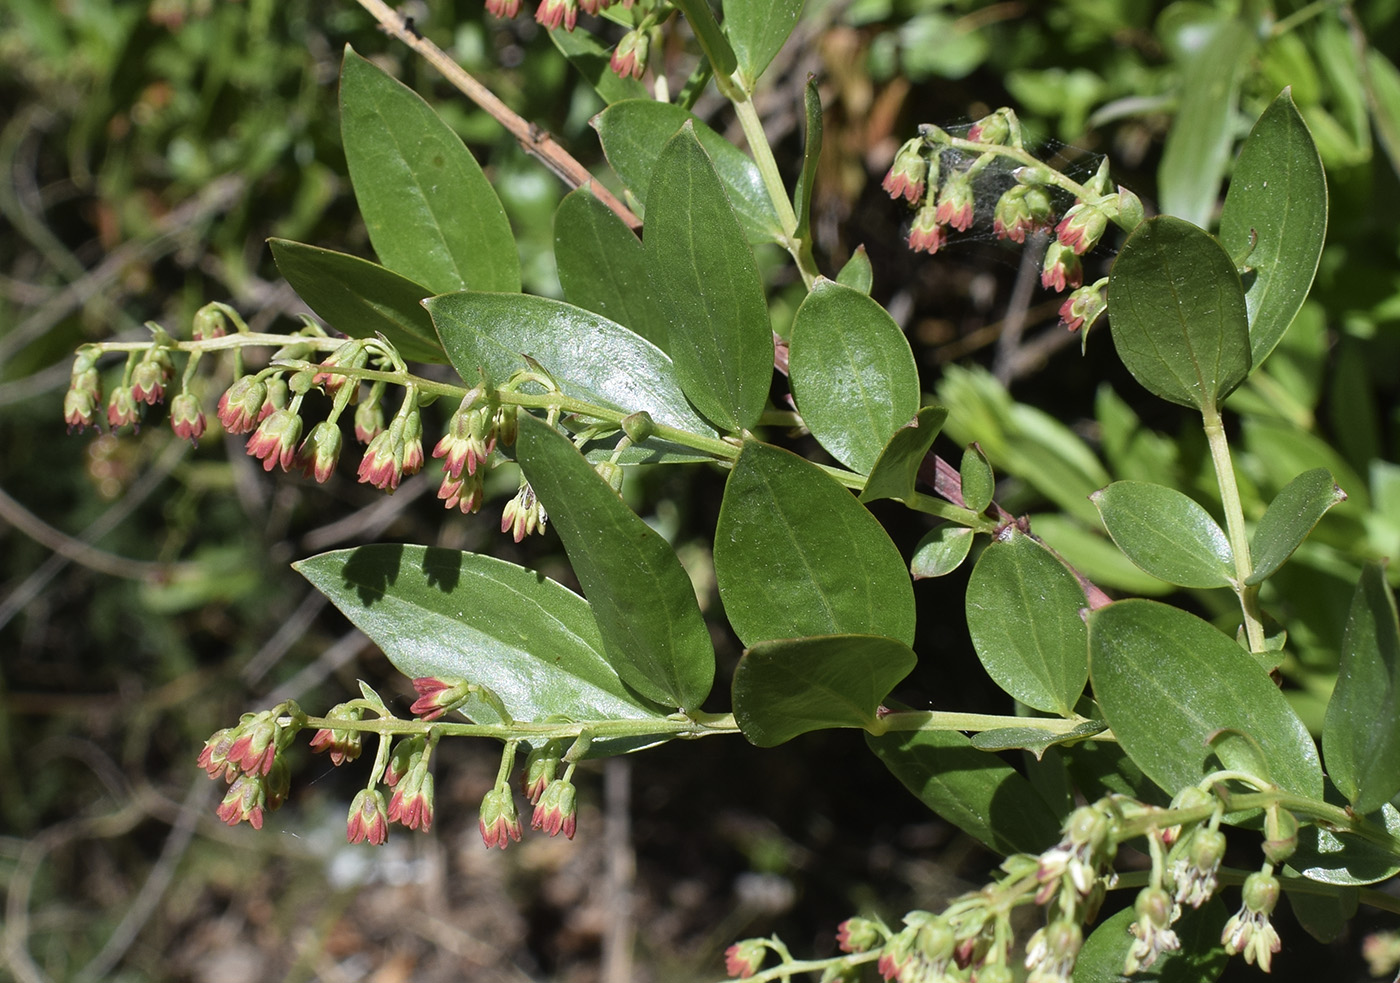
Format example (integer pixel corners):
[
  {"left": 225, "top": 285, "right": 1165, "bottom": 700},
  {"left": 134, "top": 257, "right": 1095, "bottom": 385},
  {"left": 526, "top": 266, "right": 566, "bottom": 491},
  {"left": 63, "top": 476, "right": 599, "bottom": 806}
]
[{"left": 3, "top": 0, "right": 1400, "bottom": 980}]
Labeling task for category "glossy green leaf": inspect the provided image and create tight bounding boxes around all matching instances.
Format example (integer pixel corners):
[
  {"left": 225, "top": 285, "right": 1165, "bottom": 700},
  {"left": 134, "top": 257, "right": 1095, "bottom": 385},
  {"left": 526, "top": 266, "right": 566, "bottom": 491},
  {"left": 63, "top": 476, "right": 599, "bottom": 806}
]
[
  {"left": 426, "top": 292, "right": 715, "bottom": 439},
  {"left": 593, "top": 100, "right": 781, "bottom": 243},
  {"left": 553, "top": 188, "right": 667, "bottom": 351},
  {"left": 859, "top": 406, "right": 947, "bottom": 505},
  {"left": 514, "top": 414, "right": 715, "bottom": 709},
  {"left": 1158, "top": 18, "right": 1254, "bottom": 227},
  {"left": 643, "top": 125, "right": 773, "bottom": 433},
  {"left": 1107, "top": 216, "right": 1251, "bottom": 412},
  {"left": 268, "top": 239, "right": 445, "bottom": 364},
  {"left": 969, "top": 719, "right": 1106, "bottom": 760},
  {"left": 959, "top": 444, "right": 994, "bottom": 514},
  {"left": 1076, "top": 899, "right": 1228, "bottom": 983},
  {"left": 1291, "top": 801, "right": 1400, "bottom": 885},
  {"left": 792, "top": 75, "right": 821, "bottom": 242},
  {"left": 789, "top": 281, "right": 920, "bottom": 473},
  {"left": 1247, "top": 468, "right": 1345, "bottom": 585},
  {"left": 722, "top": 0, "right": 804, "bottom": 87},
  {"left": 732, "top": 634, "right": 916, "bottom": 747},
  {"left": 910, "top": 524, "right": 974, "bottom": 579},
  {"left": 1322, "top": 563, "right": 1400, "bottom": 814},
  {"left": 1091, "top": 481, "right": 1233, "bottom": 589},
  {"left": 1089, "top": 600, "right": 1323, "bottom": 799},
  {"left": 966, "top": 530, "right": 1088, "bottom": 716},
  {"left": 866, "top": 728, "right": 1060, "bottom": 854},
  {"left": 1218, "top": 89, "right": 1329, "bottom": 369},
  {"left": 550, "top": 26, "right": 648, "bottom": 104},
  {"left": 836, "top": 245, "right": 873, "bottom": 294},
  {"left": 339, "top": 48, "right": 519, "bottom": 295},
  {"left": 1286, "top": 884, "right": 1357, "bottom": 944},
  {"left": 293, "top": 546, "right": 667, "bottom": 725},
  {"left": 714, "top": 440, "right": 915, "bottom": 647}
]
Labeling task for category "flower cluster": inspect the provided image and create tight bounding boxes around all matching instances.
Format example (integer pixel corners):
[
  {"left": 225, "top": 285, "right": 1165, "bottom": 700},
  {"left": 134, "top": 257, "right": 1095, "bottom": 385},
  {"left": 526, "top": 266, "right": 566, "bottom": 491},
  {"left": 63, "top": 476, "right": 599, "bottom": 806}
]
[
  {"left": 196, "top": 708, "right": 296, "bottom": 830},
  {"left": 486, "top": 0, "right": 662, "bottom": 82}
]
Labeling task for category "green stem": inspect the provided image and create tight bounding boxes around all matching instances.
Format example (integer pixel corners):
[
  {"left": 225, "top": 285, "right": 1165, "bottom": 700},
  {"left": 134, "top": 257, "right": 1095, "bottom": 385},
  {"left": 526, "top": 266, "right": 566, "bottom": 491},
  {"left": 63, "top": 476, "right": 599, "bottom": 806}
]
[
  {"left": 869, "top": 710, "right": 1102, "bottom": 738},
  {"left": 88, "top": 332, "right": 342, "bottom": 356},
  {"left": 905, "top": 490, "right": 999, "bottom": 531},
  {"left": 721, "top": 77, "right": 820, "bottom": 287},
  {"left": 1202, "top": 404, "right": 1266, "bottom": 652}
]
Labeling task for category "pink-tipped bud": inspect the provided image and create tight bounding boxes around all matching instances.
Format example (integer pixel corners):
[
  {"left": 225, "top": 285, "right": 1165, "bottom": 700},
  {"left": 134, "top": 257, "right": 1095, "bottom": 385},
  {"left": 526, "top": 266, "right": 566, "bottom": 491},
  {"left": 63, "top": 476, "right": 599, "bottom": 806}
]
[
  {"left": 170, "top": 392, "right": 206, "bottom": 443},
  {"left": 217, "top": 376, "right": 266, "bottom": 435},
  {"left": 409, "top": 676, "right": 473, "bottom": 721},
  {"left": 934, "top": 168, "right": 975, "bottom": 232},
  {"left": 354, "top": 397, "right": 386, "bottom": 444},
  {"left": 501, "top": 481, "right": 547, "bottom": 541},
  {"left": 478, "top": 787, "right": 522, "bottom": 849},
  {"left": 64, "top": 367, "right": 102, "bottom": 433},
  {"left": 1041, "top": 240, "right": 1083, "bottom": 293},
  {"left": 312, "top": 340, "right": 367, "bottom": 397},
  {"left": 881, "top": 137, "right": 928, "bottom": 205},
  {"left": 216, "top": 773, "right": 269, "bottom": 829},
  {"left": 967, "top": 107, "right": 1015, "bottom": 145},
  {"left": 535, "top": 0, "right": 578, "bottom": 30},
  {"left": 992, "top": 183, "right": 1053, "bottom": 243},
  {"left": 192, "top": 304, "right": 229, "bottom": 340},
  {"left": 130, "top": 350, "right": 173, "bottom": 405},
  {"left": 610, "top": 28, "right": 648, "bottom": 80},
  {"left": 1055, "top": 200, "right": 1109, "bottom": 255},
  {"left": 299, "top": 420, "right": 343, "bottom": 483},
  {"left": 106, "top": 386, "right": 140, "bottom": 430},
  {"left": 1058, "top": 278, "right": 1107, "bottom": 333},
  {"left": 346, "top": 788, "right": 389, "bottom": 845},
  {"left": 485, "top": 0, "right": 521, "bottom": 16},
  {"left": 906, "top": 200, "right": 946, "bottom": 255},
  {"left": 245, "top": 408, "right": 303, "bottom": 473},
  {"left": 837, "top": 917, "right": 881, "bottom": 954},
  {"left": 531, "top": 779, "right": 577, "bottom": 838},
  {"left": 521, "top": 744, "right": 561, "bottom": 803},
  {"left": 724, "top": 939, "right": 767, "bottom": 979}
]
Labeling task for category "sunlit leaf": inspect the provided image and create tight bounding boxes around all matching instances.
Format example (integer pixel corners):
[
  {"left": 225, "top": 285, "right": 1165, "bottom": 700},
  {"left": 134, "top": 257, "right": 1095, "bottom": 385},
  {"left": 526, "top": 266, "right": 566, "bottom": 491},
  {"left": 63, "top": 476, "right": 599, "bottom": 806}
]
[{"left": 1091, "top": 481, "right": 1234, "bottom": 589}]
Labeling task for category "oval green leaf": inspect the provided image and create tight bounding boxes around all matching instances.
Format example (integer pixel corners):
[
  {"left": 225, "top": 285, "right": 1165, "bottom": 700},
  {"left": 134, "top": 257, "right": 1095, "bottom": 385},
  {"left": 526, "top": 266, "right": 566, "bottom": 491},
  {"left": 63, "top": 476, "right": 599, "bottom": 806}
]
[
  {"left": 910, "top": 523, "right": 974, "bottom": 579},
  {"left": 836, "top": 245, "right": 873, "bottom": 294},
  {"left": 553, "top": 188, "right": 667, "bottom": 351},
  {"left": 859, "top": 405, "right": 947, "bottom": 505},
  {"left": 1091, "top": 481, "right": 1234, "bottom": 589},
  {"left": 1107, "top": 216, "right": 1251, "bottom": 411},
  {"left": 969, "top": 719, "right": 1107, "bottom": 760},
  {"left": 714, "top": 440, "right": 915, "bottom": 647},
  {"left": 732, "top": 634, "right": 916, "bottom": 747},
  {"left": 789, "top": 280, "right": 920, "bottom": 474},
  {"left": 593, "top": 99, "right": 781, "bottom": 243},
  {"left": 339, "top": 48, "right": 520, "bottom": 295},
  {"left": 966, "top": 530, "right": 1088, "bottom": 716},
  {"left": 426, "top": 292, "right": 716, "bottom": 440},
  {"left": 1218, "top": 89, "right": 1329, "bottom": 369},
  {"left": 1247, "top": 468, "right": 1345, "bottom": 585},
  {"left": 1088, "top": 599, "right": 1323, "bottom": 799},
  {"left": 1322, "top": 563, "right": 1400, "bottom": 814},
  {"left": 268, "top": 239, "right": 446, "bottom": 364},
  {"left": 959, "top": 443, "right": 994, "bottom": 514},
  {"left": 722, "top": 0, "right": 804, "bottom": 87},
  {"left": 515, "top": 413, "right": 715, "bottom": 710},
  {"left": 1291, "top": 801, "right": 1400, "bottom": 886},
  {"left": 293, "top": 545, "right": 667, "bottom": 723},
  {"left": 644, "top": 124, "right": 773, "bottom": 433},
  {"left": 865, "top": 728, "right": 1061, "bottom": 855}
]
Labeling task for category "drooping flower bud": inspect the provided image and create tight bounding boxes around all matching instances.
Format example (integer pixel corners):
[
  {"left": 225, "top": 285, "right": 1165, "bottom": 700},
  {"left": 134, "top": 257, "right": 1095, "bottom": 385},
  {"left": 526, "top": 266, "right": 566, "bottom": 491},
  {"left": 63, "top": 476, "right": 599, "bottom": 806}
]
[
  {"left": 522, "top": 742, "right": 562, "bottom": 803},
  {"left": 433, "top": 394, "right": 496, "bottom": 479},
  {"left": 836, "top": 917, "right": 881, "bottom": 954},
  {"left": 535, "top": 0, "right": 578, "bottom": 30},
  {"left": 1055, "top": 200, "right": 1110, "bottom": 255},
  {"left": 478, "top": 786, "right": 522, "bottom": 849},
  {"left": 258, "top": 374, "right": 289, "bottom": 422},
  {"left": 170, "top": 392, "right": 206, "bottom": 443},
  {"left": 245, "top": 408, "right": 303, "bottom": 473},
  {"left": 1058, "top": 278, "right": 1108, "bottom": 333},
  {"left": 346, "top": 788, "right": 389, "bottom": 845},
  {"left": 967, "top": 107, "right": 1016, "bottom": 146},
  {"left": 1041, "top": 240, "right": 1083, "bottom": 293},
  {"left": 308, "top": 703, "right": 366, "bottom": 766},
  {"left": 383, "top": 736, "right": 425, "bottom": 787},
  {"left": 485, "top": 0, "right": 522, "bottom": 17},
  {"left": 191, "top": 304, "right": 229, "bottom": 340},
  {"left": 217, "top": 375, "right": 266, "bottom": 434},
  {"left": 1124, "top": 886, "right": 1181, "bottom": 973},
  {"left": 882, "top": 137, "right": 929, "bottom": 205},
  {"left": 106, "top": 385, "right": 140, "bottom": 430},
  {"left": 724, "top": 938, "right": 767, "bottom": 979},
  {"left": 993, "top": 183, "right": 1053, "bottom": 243},
  {"left": 64, "top": 364, "right": 102, "bottom": 433},
  {"left": 1221, "top": 870, "right": 1282, "bottom": 971},
  {"left": 409, "top": 676, "right": 474, "bottom": 721},
  {"left": 216, "top": 773, "right": 269, "bottom": 829},
  {"left": 354, "top": 395, "right": 385, "bottom": 444},
  {"left": 610, "top": 28, "right": 649, "bottom": 80},
  {"left": 531, "top": 778, "right": 577, "bottom": 838},
  {"left": 130, "top": 349, "right": 173, "bottom": 405},
  {"left": 934, "top": 168, "right": 975, "bottom": 232},
  {"left": 906, "top": 199, "right": 946, "bottom": 255},
  {"left": 501, "top": 479, "right": 548, "bottom": 541},
  {"left": 299, "top": 420, "right": 343, "bottom": 483}
]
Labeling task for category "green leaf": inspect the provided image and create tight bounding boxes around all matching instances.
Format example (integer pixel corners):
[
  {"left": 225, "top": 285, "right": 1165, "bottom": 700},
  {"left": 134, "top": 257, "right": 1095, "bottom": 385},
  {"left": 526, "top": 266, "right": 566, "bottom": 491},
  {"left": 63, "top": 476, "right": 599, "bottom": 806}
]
[
  {"left": 865, "top": 728, "right": 1060, "bottom": 854},
  {"left": 969, "top": 719, "right": 1107, "bottom": 760},
  {"left": 788, "top": 280, "right": 920, "bottom": 473},
  {"left": 732, "top": 634, "right": 916, "bottom": 747},
  {"left": 959, "top": 444, "right": 994, "bottom": 514},
  {"left": 1247, "top": 468, "right": 1346, "bottom": 585},
  {"left": 910, "top": 524, "right": 974, "bottom": 579},
  {"left": 1286, "top": 884, "right": 1357, "bottom": 944},
  {"left": 792, "top": 75, "right": 821, "bottom": 242},
  {"left": 859, "top": 405, "right": 948, "bottom": 505},
  {"left": 966, "top": 530, "right": 1088, "bottom": 716},
  {"left": 549, "top": 26, "right": 649, "bottom": 104},
  {"left": 425, "top": 292, "right": 716, "bottom": 440},
  {"left": 293, "top": 546, "right": 667, "bottom": 725},
  {"left": 1218, "top": 89, "right": 1329, "bottom": 369},
  {"left": 514, "top": 414, "right": 715, "bottom": 709},
  {"left": 714, "top": 440, "right": 915, "bottom": 647},
  {"left": 1088, "top": 600, "right": 1323, "bottom": 799},
  {"left": 836, "top": 245, "right": 873, "bottom": 294},
  {"left": 593, "top": 100, "right": 782, "bottom": 243},
  {"left": 1290, "top": 801, "right": 1400, "bottom": 885},
  {"left": 1158, "top": 18, "right": 1254, "bottom": 228},
  {"left": 1030, "top": 514, "right": 1174, "bottom": 597},
  {"left": 338, "top": 48, "right": 519, "bottom": 295},
  {"left": 1075, "top": 899, "right": 1228, "bottom": 983},
  {"left": 1322, "top": 563, "right": 1400, "bottom": 814},
  {"left": 268, "top": 239, "right": 445, "bottom": 364},
  {"left": 643, "top": 124, "right": 773, "bottom": 432},
  {"left": 553, "top": 188, "right": 667, "bottom": 351},
  {"left": 1091, "top": 481, "right": 1234, "bottom": 589},
  {"left": 1107, "top": 216, "right": 1251, "bottom": 412},
  {"left": 722, "top": 0, "right": 804, "bottom": 87}
]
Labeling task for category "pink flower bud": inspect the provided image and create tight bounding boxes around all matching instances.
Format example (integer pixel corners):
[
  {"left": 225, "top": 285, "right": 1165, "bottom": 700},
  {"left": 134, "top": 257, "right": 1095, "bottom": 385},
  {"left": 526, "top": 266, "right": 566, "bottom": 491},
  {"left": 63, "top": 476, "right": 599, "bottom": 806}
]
[{"left": 346, "top": 788, "right": 389, "bottom": 845}]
